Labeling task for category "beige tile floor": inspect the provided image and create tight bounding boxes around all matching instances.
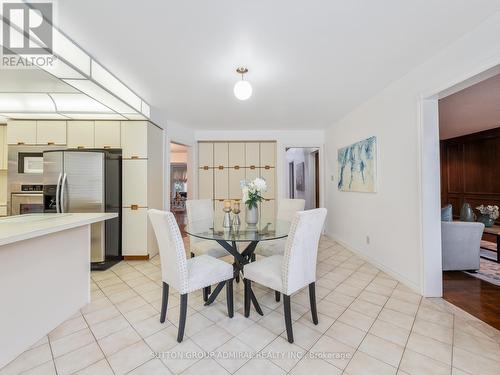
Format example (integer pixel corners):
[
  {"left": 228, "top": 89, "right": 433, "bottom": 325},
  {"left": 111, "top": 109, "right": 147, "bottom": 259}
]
[{"left": 2, "top": 236, "right": 500, "bottom": 375}]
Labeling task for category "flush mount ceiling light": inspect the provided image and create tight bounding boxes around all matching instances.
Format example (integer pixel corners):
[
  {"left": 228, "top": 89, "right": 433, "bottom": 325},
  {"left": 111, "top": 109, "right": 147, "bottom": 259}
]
[{"left": 233, "top": 67, "right": 252, "bottom": 101}]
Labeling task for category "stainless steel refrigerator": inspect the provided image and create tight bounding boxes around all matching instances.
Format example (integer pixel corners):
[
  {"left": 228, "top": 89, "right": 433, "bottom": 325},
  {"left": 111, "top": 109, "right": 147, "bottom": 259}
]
[{"left": 43, "top": 149, "right": 122, "bottom": 269}]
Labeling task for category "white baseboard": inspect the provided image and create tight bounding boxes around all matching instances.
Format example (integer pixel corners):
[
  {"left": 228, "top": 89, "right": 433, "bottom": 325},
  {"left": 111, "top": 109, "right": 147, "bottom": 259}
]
[{"left": 325, "top": 232, "right": 422, "bottom": 295}]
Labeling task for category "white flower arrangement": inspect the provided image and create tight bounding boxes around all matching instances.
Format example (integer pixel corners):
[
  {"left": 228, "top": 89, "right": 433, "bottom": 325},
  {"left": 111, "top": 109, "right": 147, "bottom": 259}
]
[
  {"left": 476, "top": 205, "right": 500, "bottom": 220},
  {"left": 240, "top": 178, "right": 267, "bottom": 209}
]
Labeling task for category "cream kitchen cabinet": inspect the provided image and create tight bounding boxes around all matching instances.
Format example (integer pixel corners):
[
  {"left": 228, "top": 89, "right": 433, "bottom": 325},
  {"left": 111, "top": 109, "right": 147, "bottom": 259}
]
[
  {"left": 95, "top": 121, "right": 120, "bottom": 148},
  {"left": 0, "top": 205, "right": 6, "bottom": 216},
  {"left": 245, "top": 166, "right": 259, "bottom": 182},
  {"left": 261, "top": 199, "right": 276, "bottom": 219},
  {"left": 67, "top": 121, "right": 94, "bottom": 148},
  {"left": 36, "top": 121, "right": 67, "bottom": 145},
  {"left": 121, "top": 121, "right": 148, "bottom": 159},
  {"left": 260, "top": 142, "right": 276, "bottom": 167},
  {"left": 245, "top": 142, "right": 260, "bottom": 168},
  {"left": 7, "top": 120, "right": 37, "bottom": 145},
  {"left": 198, "top": 168, "right": 214, "bottom": 199},
  {"left": 0, "top": 125, "right": 7, "bottom": 170},
  {"left": 122, "top": 160, "right": 148, "bottom": 207},
  {"left": 122, "top": 207, "right": 148, "bottom": 256},
  {"left": 260, "top": 167, "right": 275, "bottom": 199},
  {"left": 198, "top": 142, "right": 213, "bottom": 167},
  {"left": 229, "top": 142, "right": 245, "bottom": 168},
  {"left": 214, "top": 142, "right": 229, "bottom": 168},
  {"left": 229, "top": 167, "right": 245, "bottom": 199},
  {"left": 214, "top": 167, "right": 229, "bottom": 199}
]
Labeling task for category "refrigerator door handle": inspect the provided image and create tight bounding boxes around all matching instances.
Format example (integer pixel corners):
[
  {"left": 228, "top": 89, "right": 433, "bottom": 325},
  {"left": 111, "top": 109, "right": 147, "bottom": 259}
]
[
  {"left": 55, "top": 172, "right": 62, "bottom": 213},
  {"left": 60, "top": 173, "right": 67, "bottom": 213}
]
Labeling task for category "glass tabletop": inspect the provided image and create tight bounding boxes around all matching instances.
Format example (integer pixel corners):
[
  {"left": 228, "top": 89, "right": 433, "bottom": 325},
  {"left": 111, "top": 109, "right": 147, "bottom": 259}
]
[{"left": 185, "top": 217, "right": 291, "bottom": 242}]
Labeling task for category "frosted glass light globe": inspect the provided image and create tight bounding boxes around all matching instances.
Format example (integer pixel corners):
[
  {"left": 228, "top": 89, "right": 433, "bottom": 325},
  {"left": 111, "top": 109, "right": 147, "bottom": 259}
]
[{"left": 233, "top": 80, "right": 252, "bottom": 100}]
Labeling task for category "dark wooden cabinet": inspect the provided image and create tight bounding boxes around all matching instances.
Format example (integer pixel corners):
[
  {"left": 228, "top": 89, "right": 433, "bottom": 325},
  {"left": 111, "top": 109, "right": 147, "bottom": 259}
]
[{"left": 441, "top": 127, "right": 500, "bottom": 222}]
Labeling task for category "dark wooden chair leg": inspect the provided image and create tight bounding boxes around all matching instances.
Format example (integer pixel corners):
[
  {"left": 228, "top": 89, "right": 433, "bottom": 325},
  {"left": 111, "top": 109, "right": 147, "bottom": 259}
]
[
  {"left": 283, "top": 294, "right": 294, "bottom": 343},
  {"left": 226, "top": 279, "right": 234, "bottom": 318},
  {"left": 309, "top": 282, "right": 318, "bottom": 325},
  {"left": 177, "top": 294, "right": 188, "bottom": 342},
  {"left": 244, "top": 279, "right": 251, "bottom": 317},
  {"left": 160, "top": 282, "right": 169, "bottom": 323},
  {"left": 203, "top": 286, "right": 211, "bottom": 302},
  {"left": 275, "top": 290, "right": 280, "bottom": 302}
]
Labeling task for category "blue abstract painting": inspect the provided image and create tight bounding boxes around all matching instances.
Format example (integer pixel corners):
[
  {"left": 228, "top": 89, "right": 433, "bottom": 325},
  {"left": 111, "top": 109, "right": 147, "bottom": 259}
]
[{"left": 338, "top": 136, "right": 377, "bottom": 192}]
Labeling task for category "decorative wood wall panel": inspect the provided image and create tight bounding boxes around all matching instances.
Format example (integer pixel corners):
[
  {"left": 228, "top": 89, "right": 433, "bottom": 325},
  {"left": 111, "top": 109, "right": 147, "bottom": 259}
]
[{"left": 441, "top": 127, "right": 500, "bottom": 222}]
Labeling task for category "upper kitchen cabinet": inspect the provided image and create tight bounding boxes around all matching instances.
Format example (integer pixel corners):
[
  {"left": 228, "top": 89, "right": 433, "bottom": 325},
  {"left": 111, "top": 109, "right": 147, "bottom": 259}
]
[
  {"left": 7, "top": 120, "right": 37, "bottom": 145},
  {"left": 245, "top": 142, "right": 260, "bottom": 168},
  {"left": 121, "top": 121, "right": 148, "bottom": 159},
  {"left": 67, "top": 121, "right": 94, "bottom": 149},
  {"left": 260, "top": 142, "right": 276, "bottom": 168},
  {"left": 198, "top": 142, "right": 213, "bottom": 168},
  {"left": 95, "top": 121, "right": 120, "bottom": 149},
  {"left": 36, "top": 121, "right": 67, "bottom": 145},
  {"left": 213, "top": 142, "right": 229, "bottom": 168},
  {"left": 0, "top": 125, "right": 8, "bottom": 170},
  {"left": 228, "top": 142, "right": 245, "bottom": 168}
]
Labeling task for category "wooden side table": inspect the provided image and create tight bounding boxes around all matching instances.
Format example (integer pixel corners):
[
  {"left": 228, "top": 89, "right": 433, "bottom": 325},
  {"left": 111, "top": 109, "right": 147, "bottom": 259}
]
[{"left": 481, "top": 225, "right": 500, "bottom": 263}]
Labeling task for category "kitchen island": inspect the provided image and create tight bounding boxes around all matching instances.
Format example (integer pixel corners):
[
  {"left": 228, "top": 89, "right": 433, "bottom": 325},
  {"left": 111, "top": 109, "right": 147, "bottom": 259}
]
[{"left": 0, "top": 213, "right": 118, "bottom": 368}]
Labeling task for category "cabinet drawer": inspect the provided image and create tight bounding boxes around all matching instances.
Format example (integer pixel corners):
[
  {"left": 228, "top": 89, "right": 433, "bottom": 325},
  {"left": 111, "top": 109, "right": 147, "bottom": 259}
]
[
  {"left": 260, "top": 142, "right": 276, "bottom": 168},
  {"left": 95, "top": 121, "right": 120, "bottom": 148},
  {"left": 214, "top": 168, "right": 229, "bottom": 199},
  {"left": 228, "top": 168, "right": 245, "bottom": 200},
  {"left": 67, "top": 121, "right": 94, "bottom": 148},
  {"left": 122, "top": 160, "right": 148, "bottom": 206},
  {"left": 122, "top": 207, "right": 148, "bottom": 256},
  {"left": 121, "top": 121, "right": 147, "bottom": 158},
  {"left": 214, "top": 142, "right": 229, "bottom": 167},
  {"left": 198, "top": 142, "right": 213, "bottom": 168},
  {"left": 245, "top": 143, "right": 260, "bottom": 168},
  {"left": 260, "top": 199, "right": 275, "bottom": 221},
  {"left": 260, "top": 168, "right": 275, "bottom": 199},
  {"left": 7, "top": 120, "right": 37, "bottom": 145},
  {"left": 198, "top": 168, "right": 214, "bottom": 199},
  {"left": 37, "top": 121, "right": 67, "bottom": 145}
]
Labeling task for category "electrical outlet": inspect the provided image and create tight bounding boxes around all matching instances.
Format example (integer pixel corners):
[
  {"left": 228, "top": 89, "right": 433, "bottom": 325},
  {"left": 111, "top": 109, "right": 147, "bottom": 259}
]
[{"left": 366, "top": 235, "right": 370, "bottom": 245}]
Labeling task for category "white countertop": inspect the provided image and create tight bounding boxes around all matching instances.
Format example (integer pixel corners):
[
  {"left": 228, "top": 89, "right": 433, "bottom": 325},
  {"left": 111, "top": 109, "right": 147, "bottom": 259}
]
[{"left": 0, "top": 213, "right": 118, "bottom": 246}]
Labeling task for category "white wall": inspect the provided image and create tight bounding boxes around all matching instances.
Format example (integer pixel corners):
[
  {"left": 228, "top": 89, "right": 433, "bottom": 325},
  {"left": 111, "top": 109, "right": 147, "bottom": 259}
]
[
  {"left": 325, "top": 11, "right": 500, "bottom": 295},
  {"left": 195, "top": 130, "right": 325, "bottom": 206}
]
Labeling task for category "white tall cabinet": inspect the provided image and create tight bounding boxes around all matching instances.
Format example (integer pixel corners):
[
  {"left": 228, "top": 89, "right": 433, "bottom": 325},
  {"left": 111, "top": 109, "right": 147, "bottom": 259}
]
[
  {"left": 6, "top": 119, "right": 164, "bottom": 258},
  {"left": 198, "top": 141, "right": 276, "bottom": 218}
]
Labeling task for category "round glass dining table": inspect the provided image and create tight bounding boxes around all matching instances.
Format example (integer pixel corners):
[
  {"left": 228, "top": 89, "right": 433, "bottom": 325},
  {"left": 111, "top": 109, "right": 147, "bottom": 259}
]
[{"left": 185, "top": 217, "right": 291, "bottom": 314}]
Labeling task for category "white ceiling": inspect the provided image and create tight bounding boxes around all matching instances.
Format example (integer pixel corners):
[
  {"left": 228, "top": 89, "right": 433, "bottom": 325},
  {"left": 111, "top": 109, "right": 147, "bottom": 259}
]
[
  {"left": 53, "top": 0, "right": 500, "bottom": 130},
  {"left": 439, "top": 72, "right": 500, "bottom": 139},
  {"left": 0, "top": 69, "right": 77, "bottom": 93}
]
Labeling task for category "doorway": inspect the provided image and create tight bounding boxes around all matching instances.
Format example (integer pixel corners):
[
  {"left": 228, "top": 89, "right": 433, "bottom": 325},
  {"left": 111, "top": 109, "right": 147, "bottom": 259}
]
[
  {"left": 285, "top": 147, "right": 320, "bottom": 209},
  {"left": 170, "top": 142, "right": 188, "bottom": 234}
]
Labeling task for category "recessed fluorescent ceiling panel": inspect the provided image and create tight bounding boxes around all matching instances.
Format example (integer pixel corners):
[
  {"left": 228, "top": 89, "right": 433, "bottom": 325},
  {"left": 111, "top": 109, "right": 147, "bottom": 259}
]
[
  {"left": 52, "top": 29, "right": 91, "bottom": 76},
  {"left": 0, "top": 93, "right": 55, "bottom": 112},
  {"left": 60, "top": 113, "right": 125, "bottom": 120},
  {"left": 62, "top": 79, "right": 137, "bottom": 114},
  {"left": 91, "top": 61, "right": 142, "bottom": 112},
  {"left": 49, "top": 93, "right": 112, "bottom": 112}
]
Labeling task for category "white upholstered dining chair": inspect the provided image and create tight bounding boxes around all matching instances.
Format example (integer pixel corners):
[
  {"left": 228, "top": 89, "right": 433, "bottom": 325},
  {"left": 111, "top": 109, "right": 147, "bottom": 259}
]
[
  {"left": 243, "top": 208, "right": 327, "bottom": 343},
  {"left": 148, "top": 209, "right": 234, "bottom": 342}
]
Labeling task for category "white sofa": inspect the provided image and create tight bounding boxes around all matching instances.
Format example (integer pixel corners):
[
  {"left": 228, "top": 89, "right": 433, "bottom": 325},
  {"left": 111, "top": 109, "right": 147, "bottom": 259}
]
[{"left": 441, "top": 221, "right": 485, "bottom": 271}]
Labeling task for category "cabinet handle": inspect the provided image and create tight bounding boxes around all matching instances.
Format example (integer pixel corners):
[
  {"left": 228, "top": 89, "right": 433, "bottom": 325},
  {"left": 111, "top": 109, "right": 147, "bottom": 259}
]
[
  {"left": 203, "top": 166, "right": 209, "bottom": 170},
  {"left": 250, "top": 165, "right": 256, "bottom": 170},
  {"left": 218, "top": 199, "right": 224, "bottom": 202},
  {"left": 131, "top": 204, "right": 139, "bottom": 210},
  {"left": 17, "top": 142, "right": 24, "bottom": 145},
  {"left": 218, "top": 165, "right": 224, "bottom": 170},
  {"left": 265, "top": 199, "right": 271, "bottom": 202},
  {"left": 47, "top": 142, "right": 55, "bottom": 145},
  {"left": 77, "top": 146, "right": 85, "bottom": 149},
  {"left": 234, "top": 165, "right": 240, "bottom": 170},
  {"left": 103, "top": 145, "right": 111, "bottom": 149},
  {"left": 265, "top": 165, "right": 271, "bottom": 169},
  {"left": 131, "top": 155, "right": 139, "bottom": 159}
]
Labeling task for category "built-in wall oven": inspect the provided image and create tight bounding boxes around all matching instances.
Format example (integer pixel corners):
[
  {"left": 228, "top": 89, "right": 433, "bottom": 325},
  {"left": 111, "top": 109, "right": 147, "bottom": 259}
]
[{"left": 11, "top": 185, "right": 44, "bottom": 215}]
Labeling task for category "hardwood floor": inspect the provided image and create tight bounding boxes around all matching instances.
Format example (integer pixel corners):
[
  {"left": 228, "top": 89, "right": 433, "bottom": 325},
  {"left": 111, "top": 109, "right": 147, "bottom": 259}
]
[{"left": 443, "top": 271, "right": 500, "bottom": 330}]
